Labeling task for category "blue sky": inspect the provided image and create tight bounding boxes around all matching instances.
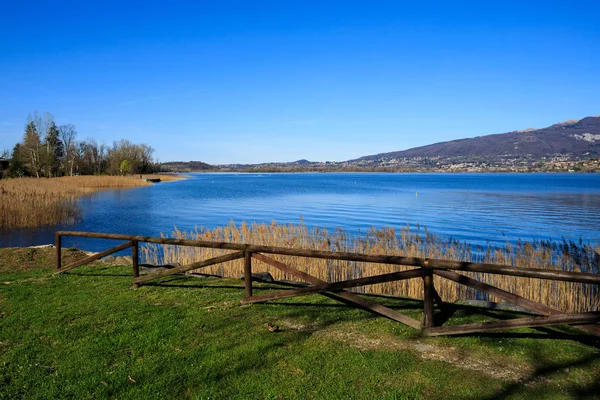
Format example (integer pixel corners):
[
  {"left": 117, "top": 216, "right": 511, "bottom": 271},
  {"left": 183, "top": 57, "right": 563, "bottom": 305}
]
[{"left": 1, "top": 1, "right": 599, "bottom": 164}]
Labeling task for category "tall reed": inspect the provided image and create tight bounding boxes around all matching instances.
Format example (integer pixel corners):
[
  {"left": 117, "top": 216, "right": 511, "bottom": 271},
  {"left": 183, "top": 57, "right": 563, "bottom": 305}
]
[
  {"left": 0, "top": 175, "right": 166, "bottom": 228},
  {"left": 140, "top": 222, "right": 599, "bottom": 313}
]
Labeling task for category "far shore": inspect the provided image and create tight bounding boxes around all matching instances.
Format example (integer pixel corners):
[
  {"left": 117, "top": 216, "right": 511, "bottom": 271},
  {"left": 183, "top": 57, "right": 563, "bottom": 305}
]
[{"left": 160, "top": 168, "right": 598, "bottom": 174}]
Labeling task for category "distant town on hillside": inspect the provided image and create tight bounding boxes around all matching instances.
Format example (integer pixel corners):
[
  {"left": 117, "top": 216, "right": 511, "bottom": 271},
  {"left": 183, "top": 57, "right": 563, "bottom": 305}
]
[{"left": 162, "top": 116, "right": 600, "bottom": 173}]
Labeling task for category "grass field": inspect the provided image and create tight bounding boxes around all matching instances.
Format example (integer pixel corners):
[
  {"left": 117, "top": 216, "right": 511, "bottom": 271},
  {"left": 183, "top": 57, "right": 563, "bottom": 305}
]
[
  {"left": 0, "top": 247, "right": 598, "bottom": 399},
  {"left": 0, "top": 174, "right": 184, "bottom": 229}
]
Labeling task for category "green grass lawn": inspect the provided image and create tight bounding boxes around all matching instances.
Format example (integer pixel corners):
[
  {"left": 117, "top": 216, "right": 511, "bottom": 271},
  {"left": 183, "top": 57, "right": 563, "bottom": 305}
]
[{"left": 0, "top": 249, "right": 598, "bottom": 399}]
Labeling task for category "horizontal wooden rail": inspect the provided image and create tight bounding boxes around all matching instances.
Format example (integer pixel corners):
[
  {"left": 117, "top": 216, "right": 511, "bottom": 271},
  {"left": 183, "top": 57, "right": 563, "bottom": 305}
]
[
  {"left": 55, "top": 231, "right": 600, "bottom": 284},
  {"left": 54, "top": 241, "right": 134, "bottom": 275},
  {"left": 241, "top": 268, "right": 427, "bottom": 304},
  {"left": 423, "top": 312, "right": 600, "bottom": 337}
]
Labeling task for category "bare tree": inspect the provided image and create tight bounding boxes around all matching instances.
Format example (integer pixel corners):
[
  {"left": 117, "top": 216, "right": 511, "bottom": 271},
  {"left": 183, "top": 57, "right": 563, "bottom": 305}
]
[
  {"left": 58, "top": 124, "right": 77, "bottom": 176},
  {"left": 138, "top": 144, "right": 155, "bottom": 173},
  {"left": 29, "top": 111, "right": 61, "bottom": 177},
  {"left": 85, "top": 138, "right": 108, "bottom": 175}
]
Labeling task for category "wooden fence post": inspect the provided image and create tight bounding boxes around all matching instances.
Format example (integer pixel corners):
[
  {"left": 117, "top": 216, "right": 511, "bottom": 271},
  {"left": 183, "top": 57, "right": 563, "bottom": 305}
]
[
  {"left": 244, "top": 249, "right": 253, "bottom": 298},
  {"left": 132, "top": 240, "right": 139, "bottom": 289},
  {"left": 423, "top": 270, "right": 435, "bottom": 329},
  {"left": 55, "top": 233, "right": 62, "bottom": 270}
]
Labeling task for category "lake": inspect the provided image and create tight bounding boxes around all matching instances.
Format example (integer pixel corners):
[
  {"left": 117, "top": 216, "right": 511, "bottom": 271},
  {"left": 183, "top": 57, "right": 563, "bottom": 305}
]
[{"left": 2, "top": 173, "right": 600, "bottom": 252}]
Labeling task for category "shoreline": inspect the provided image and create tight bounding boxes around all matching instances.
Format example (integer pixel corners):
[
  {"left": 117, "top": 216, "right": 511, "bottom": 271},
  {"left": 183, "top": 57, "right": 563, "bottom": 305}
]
[{"left": 162, "top": 169, "right": 598, "bottom": 174}]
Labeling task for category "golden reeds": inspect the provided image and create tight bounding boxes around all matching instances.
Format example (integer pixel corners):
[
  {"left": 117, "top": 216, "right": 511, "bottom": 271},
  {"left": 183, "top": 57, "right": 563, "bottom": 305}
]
[
  {"left": 140, "top": 222, "right": 599, "bottom": 313},
  {"left": 0, "top": 176, "right": 154, "bottom": 228}
]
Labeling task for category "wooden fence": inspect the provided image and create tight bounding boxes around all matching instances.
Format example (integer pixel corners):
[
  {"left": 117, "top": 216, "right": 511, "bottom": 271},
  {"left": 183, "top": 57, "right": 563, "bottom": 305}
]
[{"left": 54, "top": 231, "right": 600, "bottom": 337}]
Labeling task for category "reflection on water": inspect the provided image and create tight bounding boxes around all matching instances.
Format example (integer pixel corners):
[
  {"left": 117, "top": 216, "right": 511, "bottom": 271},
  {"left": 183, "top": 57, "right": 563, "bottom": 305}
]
[{"left": 2, "top": 173, "right": 599, "bottom": 252}]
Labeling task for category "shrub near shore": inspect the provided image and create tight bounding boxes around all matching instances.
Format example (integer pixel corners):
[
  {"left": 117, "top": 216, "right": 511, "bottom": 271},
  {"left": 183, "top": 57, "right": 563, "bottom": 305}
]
[
  {"left": 0, "top": 175, "right": 181, "bottom": 229},
  {"left": 141, "top": 222, "right": 600, "bottom": 314}
]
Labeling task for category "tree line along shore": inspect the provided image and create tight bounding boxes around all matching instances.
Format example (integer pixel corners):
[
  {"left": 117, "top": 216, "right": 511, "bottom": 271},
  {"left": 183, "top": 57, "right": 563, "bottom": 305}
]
[
  {"left": 1, "top": 111, "right": 162, "bottom": 178},
  {"left": 0, "top": 111, "right": 184, "bottom": 228}
]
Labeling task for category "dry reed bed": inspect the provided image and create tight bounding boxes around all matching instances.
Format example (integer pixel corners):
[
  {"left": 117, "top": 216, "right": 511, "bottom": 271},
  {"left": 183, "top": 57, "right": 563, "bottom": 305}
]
[
  {"left": 0, "top": 176, "right": 154, "bottom": 228},
  {"left": 140, "top": 222, "right": 600, "bottom": 313}
]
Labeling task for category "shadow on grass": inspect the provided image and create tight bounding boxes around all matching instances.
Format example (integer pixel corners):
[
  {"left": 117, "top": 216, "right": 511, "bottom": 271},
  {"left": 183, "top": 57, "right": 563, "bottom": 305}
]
[
  {"left": 474, "top": 348, "right": 600, "bottom": 400},
  {"left": 141, "top": 277, "right": 428, "bottom": 329},
  {"left": 120, "top": 272, "right": 600, "bottom": 351},
  {"left": 144, "top": 282, "right": 247, "bottom": 291},
  {"left": 64, "top": 272, "right": 131, "bottom": 277},
  {"left": 437, "top": 304, "right": 600, "bottom": 349},
  {"left": 61, "top": 265, "right": 131, "bottom": 277},
  {"left": 466, "top": 329, "right": 600, "bottom": 349},
  {"left": 138, "top": 276, "right": 598, "bottom": 347},
  {"left": 169, "top": 293, "right": 383, "bottom": 395}
]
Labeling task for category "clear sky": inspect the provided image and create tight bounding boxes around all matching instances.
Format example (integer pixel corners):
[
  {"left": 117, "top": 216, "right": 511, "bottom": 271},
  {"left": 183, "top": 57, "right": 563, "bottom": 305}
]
[{"left": 1, "top": 1, "right": 599, "bottom": 164}]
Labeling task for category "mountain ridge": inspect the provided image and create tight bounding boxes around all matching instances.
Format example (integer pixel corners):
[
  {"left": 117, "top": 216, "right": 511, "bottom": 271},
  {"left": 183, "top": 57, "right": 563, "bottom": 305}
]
[{"left": 355, "top": 116, "right": 600, "bottom": 162}]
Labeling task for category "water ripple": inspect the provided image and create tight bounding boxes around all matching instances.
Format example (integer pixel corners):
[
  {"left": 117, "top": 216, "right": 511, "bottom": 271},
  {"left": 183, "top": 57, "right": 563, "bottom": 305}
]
[{"left": 2, "top": 173, "right": 599, "bottom": 250}]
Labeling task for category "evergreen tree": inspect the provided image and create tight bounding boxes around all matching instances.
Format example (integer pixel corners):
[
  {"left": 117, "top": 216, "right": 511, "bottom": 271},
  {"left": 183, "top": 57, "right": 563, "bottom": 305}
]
[
  {"left": 22, "top": 121, "right": 42, "bottom": 177},
  {"left": 43, "top": 121, "right": 64, "bottom": 177},
  {"left": 8, "top": 143, "right": 26, "bottom": 177}
]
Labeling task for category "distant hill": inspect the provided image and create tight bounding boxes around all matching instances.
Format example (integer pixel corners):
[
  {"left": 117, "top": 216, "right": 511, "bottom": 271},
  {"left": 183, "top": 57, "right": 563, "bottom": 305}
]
[
  {"left": 355, "top": 116, "right": 600, "bottom": 162},
  {"left": 160, "top": 160, "right": 214, "bottom": 172}
]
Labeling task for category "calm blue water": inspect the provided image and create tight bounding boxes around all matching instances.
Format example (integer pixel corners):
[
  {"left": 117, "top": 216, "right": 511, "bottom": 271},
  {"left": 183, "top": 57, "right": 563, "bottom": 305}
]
[{"left": 2, "top": 173, "right": 600, "bottom": 251}]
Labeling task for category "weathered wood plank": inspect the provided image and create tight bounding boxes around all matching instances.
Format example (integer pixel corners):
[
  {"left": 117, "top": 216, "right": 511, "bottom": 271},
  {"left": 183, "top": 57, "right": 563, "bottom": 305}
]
[
  {"left": 251, "top": 253, "right": 422, "bottom": 330},
  {"left": 241, "top": 268, "right": 427, "bottom": 304},
  {"left": 57, "top": 231, "right": 247, "bottom": 251},
  {"left": 244, "top": 250, "right": 252, "bottom": 298},
  {"left": 55, "top": 233, "right": 62, "bottom": 270},
  {"left": 131, "top": 240, "right": 139, "bottom": 289},
  {"left": 423, "top": 272, "right": 435, "bottom": 328},
  {"left": 423, "top": 312, "right": 600, "bottom": 337},
  {"left": 53, "top": 241, "right": 134, "bottom": 275},
  {"left": 133, "top": 251, "right": 244, "bottom": 284}
]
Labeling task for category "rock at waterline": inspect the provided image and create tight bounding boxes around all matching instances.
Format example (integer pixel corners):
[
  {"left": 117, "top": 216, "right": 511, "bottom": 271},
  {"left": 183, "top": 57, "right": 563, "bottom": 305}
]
[
  {"left": 101, "top": 256, "right": 116, "bottom": 265},
  {"left": 113, "top": 256, "right": 133, "bottom": 265},
  {"left": 239, "top": 272, "right": 274, "bottom": 283}
]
